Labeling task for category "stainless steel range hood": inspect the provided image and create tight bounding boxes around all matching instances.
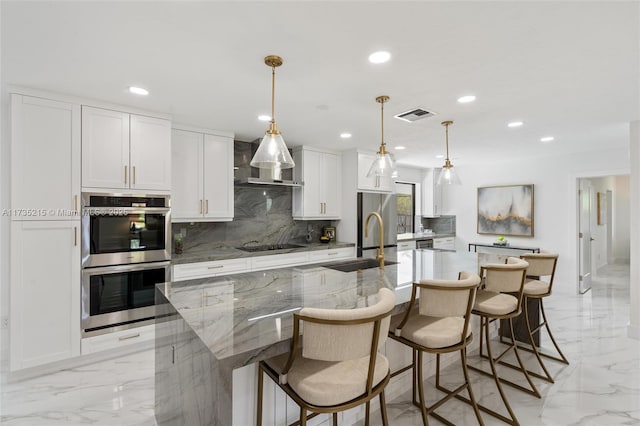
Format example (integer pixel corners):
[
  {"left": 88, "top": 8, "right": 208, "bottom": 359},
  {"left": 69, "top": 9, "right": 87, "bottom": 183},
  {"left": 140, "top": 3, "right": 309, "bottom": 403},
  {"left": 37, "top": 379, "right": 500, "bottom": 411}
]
[{"left": 234, "top": 140, "right": 303, "bottom": 187}]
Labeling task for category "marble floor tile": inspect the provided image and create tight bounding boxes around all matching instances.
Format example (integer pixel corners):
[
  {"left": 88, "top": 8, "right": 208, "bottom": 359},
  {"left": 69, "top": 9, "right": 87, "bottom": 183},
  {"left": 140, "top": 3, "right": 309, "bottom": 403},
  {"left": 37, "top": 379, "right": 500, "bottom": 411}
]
[{"left": 1, "top": 264, "right": 637, "bottom": 426}]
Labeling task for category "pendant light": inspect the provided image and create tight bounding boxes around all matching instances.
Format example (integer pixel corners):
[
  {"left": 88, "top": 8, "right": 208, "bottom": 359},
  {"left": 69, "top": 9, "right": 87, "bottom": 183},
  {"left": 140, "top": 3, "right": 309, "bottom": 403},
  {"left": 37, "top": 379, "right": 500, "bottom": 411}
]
[
  {"left": 367, "top": 95, "right": 398, "bottom": 179},
  {"left": 436, "top": 120, "right": 461, "bottom": 185},
  {"left": 250, "top": 55, "right": 295, "bottom": 170}
]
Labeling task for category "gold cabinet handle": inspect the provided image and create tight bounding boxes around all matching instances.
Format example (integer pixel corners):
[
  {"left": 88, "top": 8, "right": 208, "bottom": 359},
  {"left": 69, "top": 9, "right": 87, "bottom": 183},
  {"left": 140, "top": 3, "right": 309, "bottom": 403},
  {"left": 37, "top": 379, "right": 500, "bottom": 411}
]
[
  {"left": 206, "top": 200, "right": 209, "bottom": 214},
  {"left": 124, "top": 165, "right": 128, "bottom": 185},
  {"left": 74, "top": 195, "right": 78, "bottom": 212},
  {"left": 200, "top": 200, "right": 203, "bottom": 214},
  {"left": 207, "top": 265, "right": 224, "bottom": 269},
  {"left": 132, "top": 166, "right": 136, "bottom": 185},
  {"left": 328, "top": 252, "right": 338, "bottom": 256},
  {"left": 74, "top": 226, "right": 77, "bottom": 246}
]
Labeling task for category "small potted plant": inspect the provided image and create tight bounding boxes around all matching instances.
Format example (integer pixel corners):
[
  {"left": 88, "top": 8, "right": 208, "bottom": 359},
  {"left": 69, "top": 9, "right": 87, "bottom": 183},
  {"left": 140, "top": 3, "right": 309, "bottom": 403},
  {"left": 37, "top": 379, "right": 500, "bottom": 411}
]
[
  {"left": 174, "top": 235, "right": 184, "bottom": 254},
  {"left": 495, "top": 236, "right": 508, "bottom": 246}
]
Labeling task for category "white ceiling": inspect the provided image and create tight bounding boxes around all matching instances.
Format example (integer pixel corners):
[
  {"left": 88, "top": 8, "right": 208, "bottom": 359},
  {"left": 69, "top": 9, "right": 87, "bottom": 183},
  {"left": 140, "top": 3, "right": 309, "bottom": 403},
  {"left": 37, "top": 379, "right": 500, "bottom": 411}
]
[{"left": 2, "top": 1, "right": 639, "bottom": 169}]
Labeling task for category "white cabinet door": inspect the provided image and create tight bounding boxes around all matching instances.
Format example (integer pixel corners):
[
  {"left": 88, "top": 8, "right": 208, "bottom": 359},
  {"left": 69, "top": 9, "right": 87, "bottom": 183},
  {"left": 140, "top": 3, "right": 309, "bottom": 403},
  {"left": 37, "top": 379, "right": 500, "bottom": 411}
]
[
  {"left": 130, "top": 114, "right": 172, "bottom": 191},
  {"left": 81, "top": 106, "right": 129, "bottom": 189},
  {"left": 292, "top": 148, "right": 341, "bottom": 219},
  {"left": 422, "top": 168, "right": 442, "bottom": 217},
  {"left": 357, "top": 152, "right": 393, "bottom": 192},
  {"left": 11, "top": 94, "right": 80, "bottom": 219},
  {"left": 171, "top": 129, "right": 204, "bottom": 220},
  {"left": 322, "top": 152, "right": 341, "bottom": 217},
  {"left": 433, "top": 237, "right": 455, "bottom": 250},
  {"left": 10, "top": 221, "right": 81, "bottom": 371},
  {"left": 203, "top": 134, "right": 234, "bottom": 220}
]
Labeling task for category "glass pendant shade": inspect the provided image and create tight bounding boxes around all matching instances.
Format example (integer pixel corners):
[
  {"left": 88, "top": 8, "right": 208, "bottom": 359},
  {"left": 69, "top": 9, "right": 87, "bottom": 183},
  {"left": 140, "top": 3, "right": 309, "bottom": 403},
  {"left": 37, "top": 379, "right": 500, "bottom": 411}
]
[
  {"left": 250, "top": 131, "right": 295, "bottom": 169},
  {"left": 436, "top": 164, "right": 461, "bottom": 185},
  {"left": 436, "top": 120, "right": 461, "bottom": 185},
  {"left": 366, "top": 95, "right": 398, "bottom": 179},
  {"left": 367, "top": 149, "right": 397, "bottom": 178},
  {"left": 250, "top": 55, "right": 295, "bottom": 170}
]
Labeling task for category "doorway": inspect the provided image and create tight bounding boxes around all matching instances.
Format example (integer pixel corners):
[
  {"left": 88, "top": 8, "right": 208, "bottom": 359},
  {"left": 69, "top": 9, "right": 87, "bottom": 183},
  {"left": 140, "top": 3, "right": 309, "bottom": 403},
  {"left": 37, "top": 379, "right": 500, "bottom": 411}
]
[{"left": 576, "top": 175, "right": 630, "bottom": 294}]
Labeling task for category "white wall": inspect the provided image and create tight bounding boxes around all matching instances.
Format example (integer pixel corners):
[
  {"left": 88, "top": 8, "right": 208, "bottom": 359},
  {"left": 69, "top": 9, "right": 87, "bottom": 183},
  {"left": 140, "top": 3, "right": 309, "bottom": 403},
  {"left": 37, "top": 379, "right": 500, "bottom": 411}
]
[
  {"left": 613, "top": 175, "right": 631, "bottom": 264},
  {"left": 443, "top": 147, "right": 629, "bottom": 294}
]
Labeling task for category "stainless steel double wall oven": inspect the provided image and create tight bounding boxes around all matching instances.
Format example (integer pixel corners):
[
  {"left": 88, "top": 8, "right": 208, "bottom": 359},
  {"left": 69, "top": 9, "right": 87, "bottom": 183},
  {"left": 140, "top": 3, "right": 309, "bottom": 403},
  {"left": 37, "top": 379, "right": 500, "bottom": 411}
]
[{"left": 81, "top": 193, "right": 171, "bottom": 337}]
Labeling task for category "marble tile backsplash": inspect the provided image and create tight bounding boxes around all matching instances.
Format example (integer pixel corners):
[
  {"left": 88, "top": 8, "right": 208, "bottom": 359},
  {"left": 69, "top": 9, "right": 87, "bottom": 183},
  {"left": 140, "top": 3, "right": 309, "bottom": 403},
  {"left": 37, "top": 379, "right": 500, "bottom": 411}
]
[
  {"left": 421, "top": 215, "right": 456, "bottom": 234},
  {"left": 173, "top": 186, "right": 332, "bottom": 253}
]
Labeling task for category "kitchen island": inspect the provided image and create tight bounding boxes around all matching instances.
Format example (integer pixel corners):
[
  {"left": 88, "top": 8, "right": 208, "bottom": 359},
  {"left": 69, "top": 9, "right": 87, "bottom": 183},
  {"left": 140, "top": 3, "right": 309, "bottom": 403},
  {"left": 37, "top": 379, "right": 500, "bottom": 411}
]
[{"left": 155, "top": 249, "right": 480, "bottom": 426}]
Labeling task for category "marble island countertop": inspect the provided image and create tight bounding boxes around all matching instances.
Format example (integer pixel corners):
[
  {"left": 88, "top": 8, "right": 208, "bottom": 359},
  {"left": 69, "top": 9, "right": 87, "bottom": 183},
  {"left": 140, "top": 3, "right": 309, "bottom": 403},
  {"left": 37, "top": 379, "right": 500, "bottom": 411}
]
[
  {"left": 171, "top": 241, "right": 355, "bottom": 265},
  {"left": 158, "top": 249, "right": 478, "bottom": 364},
  {"left": 154, "top": 249, "right": 480, "bottom": 425}
]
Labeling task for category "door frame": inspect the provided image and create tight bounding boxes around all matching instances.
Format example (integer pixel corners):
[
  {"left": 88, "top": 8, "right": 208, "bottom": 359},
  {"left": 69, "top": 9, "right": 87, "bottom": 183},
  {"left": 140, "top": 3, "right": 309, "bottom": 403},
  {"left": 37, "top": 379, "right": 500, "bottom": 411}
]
[{"left": 570, "top": 168, "right": 629, "bottom": 294}]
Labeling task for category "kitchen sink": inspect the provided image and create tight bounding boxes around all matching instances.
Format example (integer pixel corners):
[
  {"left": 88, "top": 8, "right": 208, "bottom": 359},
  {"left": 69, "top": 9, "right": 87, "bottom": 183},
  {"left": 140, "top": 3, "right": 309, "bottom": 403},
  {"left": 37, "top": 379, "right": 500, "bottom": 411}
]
[{"left": 324, "top": 258, "right": 399, "bottom": 273}]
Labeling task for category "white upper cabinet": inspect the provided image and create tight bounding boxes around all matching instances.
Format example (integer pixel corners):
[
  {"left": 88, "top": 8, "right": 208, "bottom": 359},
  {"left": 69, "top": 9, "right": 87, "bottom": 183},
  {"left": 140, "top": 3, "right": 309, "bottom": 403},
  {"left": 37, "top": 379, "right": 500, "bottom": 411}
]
[
  {"left": 82, "top": 106, "right": 171, "bottom": 191},
  {"left": 292, "top": 147, "right": 341, "bottom": 220},
  {"left": 422, "top": 168, "right": 442, "bottom": 217},
  {"left": 171, "top": 127, "right": 233, "bottom": 222},
  {"left": 357, "top": 151, "right": 394, "bottom": 192},
  {"left": 11, "top": 94, "right": 80, "bottom": 219}
]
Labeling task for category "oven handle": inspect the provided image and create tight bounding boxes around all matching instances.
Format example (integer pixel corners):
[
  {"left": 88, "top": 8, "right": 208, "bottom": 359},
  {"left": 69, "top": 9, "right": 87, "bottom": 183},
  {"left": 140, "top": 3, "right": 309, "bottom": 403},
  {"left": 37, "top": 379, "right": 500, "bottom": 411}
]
[
  {"left": 82, "top": 207, "right": 170, "bottom": 215},
  {"left": 82, "top": 261, "right": 171, "bottom": 275}
]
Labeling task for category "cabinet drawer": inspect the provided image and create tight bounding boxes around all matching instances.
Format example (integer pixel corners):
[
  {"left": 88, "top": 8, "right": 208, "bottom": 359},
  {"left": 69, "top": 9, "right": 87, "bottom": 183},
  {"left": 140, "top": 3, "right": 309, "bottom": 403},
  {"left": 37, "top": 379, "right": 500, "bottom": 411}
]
[
  {"left": 251, "top": 252, "right": 310, "bottom": 271},
  {"left": 307, "top": 247, "right": 354, "bottom": 263},
  {"left": 397, "top": 241, "right": 416, "bottom": 251},
  {"left": 81, "top": 324, "right": 155, "bottom": 355},
  {"left": 173, "top": 258, "right": 251, "bottom": 281},
  {"left": 433, "top": 237, "right": 455, "bottom": 250}
]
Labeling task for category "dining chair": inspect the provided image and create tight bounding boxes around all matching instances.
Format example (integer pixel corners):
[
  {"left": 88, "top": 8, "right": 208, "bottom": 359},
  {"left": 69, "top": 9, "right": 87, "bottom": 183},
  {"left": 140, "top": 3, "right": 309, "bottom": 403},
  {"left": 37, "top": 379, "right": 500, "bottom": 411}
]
[
  {"left": 256, "top": 287, "right": 396, "bottom": 426},
  {"left": 389, "top": 271, "right": 484, "bottom": 426},
  {"left": 465, "top": 257, "right": 539, "bottom": 426}
]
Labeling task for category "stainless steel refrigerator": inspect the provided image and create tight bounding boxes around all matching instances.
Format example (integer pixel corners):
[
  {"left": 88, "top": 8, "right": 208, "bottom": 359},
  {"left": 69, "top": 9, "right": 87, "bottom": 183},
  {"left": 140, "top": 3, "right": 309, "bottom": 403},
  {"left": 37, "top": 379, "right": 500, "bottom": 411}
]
[{"left": 357, "top": 192, "right": 398, "bottom": 258}]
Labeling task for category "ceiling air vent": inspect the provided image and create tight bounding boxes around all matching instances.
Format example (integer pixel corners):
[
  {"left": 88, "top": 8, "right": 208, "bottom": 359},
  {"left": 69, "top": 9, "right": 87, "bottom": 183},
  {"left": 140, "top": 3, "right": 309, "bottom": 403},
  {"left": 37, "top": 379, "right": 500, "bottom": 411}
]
[{"left": 394, "top": 107, "right": 436, "bottom": 123}]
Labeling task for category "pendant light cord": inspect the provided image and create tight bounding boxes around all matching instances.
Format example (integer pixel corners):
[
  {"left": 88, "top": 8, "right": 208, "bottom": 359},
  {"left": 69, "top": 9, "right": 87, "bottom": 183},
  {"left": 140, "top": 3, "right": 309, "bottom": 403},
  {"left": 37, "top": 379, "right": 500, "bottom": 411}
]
[
  {"left": 445, "top": 123, "right": 450, "bottom": 160},
  {"left": 380, "top": 100, "right": 385, "bottom": 148},
  {"left": 271, "top": 65, "right": 276, "bottom": 125}
]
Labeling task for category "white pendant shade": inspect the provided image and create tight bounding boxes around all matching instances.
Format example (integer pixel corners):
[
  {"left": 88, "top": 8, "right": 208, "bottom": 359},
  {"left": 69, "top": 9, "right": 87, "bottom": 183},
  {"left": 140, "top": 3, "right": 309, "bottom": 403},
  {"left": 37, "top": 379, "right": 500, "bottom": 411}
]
[{"left": 250, "top": 132, "right": 295, "bottom": 169}]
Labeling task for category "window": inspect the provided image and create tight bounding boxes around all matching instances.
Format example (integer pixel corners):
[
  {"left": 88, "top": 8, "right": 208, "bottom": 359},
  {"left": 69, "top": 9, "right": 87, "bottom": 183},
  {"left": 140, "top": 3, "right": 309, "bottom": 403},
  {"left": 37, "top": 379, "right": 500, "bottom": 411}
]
[{"left": 396, "top": 182, "right": 415, "bottom": 234}]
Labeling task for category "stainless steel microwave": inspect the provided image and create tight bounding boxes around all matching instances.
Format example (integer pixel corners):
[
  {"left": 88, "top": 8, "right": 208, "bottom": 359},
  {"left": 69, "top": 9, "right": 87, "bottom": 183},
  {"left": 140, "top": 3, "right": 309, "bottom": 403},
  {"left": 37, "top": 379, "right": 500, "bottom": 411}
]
[{"left": 81, "top": 193, "right": 171, "bottom": 268}]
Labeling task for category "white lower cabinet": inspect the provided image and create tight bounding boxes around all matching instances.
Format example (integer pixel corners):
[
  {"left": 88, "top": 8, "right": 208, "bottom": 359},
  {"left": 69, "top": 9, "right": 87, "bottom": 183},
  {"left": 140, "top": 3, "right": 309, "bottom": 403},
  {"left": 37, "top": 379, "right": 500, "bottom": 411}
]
[
  {"left": 80, "top": 324, "right": 155, "bottom": 355},
  {"left": 433, "top": 236, "right": 455, "bottom": 250},
  {"left": 10, "top": 221, "right": 81, "bottom": 371},
  {"left": 397, "top": 240, "right": 416, "bottom": 251},
  {"left": 173, "top": 248, "right": 355, "bottom": 281},
  {"left": 173, "top": 258, "right": 251, "bottom": 281},
  {"left": 250, "top": 252, "right": 311, "bottom": 271},
  {"left": 306, "top": 247, "right": 354, "bottom": 264}
]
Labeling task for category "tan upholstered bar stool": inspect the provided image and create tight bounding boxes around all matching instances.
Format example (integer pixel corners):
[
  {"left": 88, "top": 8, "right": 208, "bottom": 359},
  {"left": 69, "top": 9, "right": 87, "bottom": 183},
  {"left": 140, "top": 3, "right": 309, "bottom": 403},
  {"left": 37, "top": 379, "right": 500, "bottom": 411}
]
[
  {"left": 389, "top": 271, "right": 484, "bottom": 426},
  {"left": 256, "top": 288, "right": 396, "bottom": 426},
  {"left": 466, "top": 257, "right": 540, "bottom": 426},
  {"left": 515, "top": 252, "right": 569, "bottom": 381}
]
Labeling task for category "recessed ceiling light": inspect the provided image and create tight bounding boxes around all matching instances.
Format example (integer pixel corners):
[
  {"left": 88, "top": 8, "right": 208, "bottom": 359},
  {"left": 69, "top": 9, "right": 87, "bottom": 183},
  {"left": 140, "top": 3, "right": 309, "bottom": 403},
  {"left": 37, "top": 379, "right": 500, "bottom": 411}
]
[
  {"left": 508, "top": 121, "right": 524, "bottom": 128},
  {"left": 368, "top": 51, "right": 391, "bottom": 64},
  {"left": 435, "top": 154, "right": 445, "bottom": 159},
  {"left": 457, "top": 95, "right": 476, "bottom": 103},
  {"left": 394, "top": 146, "right": 406, "bottom": 150},
  {"left": 258, "top": 115, "right": 271, "bottom": 122},
  {"left": 128, "top": 86, "right": 149, "bottom": 96},
  {"left": 540, "top": 136, "right": 555, "bottom": 143},
  {"left": 340, "top": 132, "right": 352, "bottom": 139}
]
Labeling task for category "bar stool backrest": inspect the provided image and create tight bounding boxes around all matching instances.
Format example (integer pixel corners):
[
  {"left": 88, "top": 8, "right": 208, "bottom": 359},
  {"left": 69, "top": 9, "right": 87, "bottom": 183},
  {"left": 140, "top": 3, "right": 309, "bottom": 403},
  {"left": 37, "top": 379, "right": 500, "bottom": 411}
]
[
  {"left": 418, "top": 271, "right": 481, "bottom": 318},
  {"left": 299, "top": 288, "right": 396, "bottom": 362},
  {"left": 482, "top": 257, "right": 529, "bottom": 294},
  {"left": 520, "top": 253, "right": 558, "bottom": 284}
]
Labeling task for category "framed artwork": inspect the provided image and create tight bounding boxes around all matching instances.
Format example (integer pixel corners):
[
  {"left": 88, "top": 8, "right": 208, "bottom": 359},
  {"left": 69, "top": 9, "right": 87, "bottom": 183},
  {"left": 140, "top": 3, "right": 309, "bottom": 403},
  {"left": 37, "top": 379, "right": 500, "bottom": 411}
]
[
  {"left": 597, "top": 192, "right": 606, "bottom": 225},
  {"left": 477, "top": 184, "right": 534, "bottom": 237}
]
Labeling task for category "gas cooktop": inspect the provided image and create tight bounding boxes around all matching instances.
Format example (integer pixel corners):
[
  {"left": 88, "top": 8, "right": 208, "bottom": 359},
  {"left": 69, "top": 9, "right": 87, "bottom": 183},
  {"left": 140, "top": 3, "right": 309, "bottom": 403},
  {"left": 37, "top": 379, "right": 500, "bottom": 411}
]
[{"left": 236, "top": 243, "right": 304, "bottom": 253}]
